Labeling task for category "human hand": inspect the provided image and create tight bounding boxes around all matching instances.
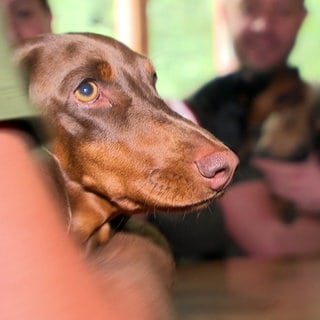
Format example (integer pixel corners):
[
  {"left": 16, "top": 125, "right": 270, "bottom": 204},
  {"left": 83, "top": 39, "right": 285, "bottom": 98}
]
[{"left": 252, "top": 153, "right": 320, "bottom": 214}]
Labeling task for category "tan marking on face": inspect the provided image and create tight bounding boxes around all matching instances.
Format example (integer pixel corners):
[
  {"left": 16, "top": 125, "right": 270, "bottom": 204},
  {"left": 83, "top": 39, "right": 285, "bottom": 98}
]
[{"left": 97, "top": 62, "right": 114, "bottom": 81}]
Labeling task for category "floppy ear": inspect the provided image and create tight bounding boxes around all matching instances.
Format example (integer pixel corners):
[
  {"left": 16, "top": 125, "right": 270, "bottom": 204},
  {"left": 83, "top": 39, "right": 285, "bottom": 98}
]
[
  {"left": 13, "top": 36, "right": 46, "bottom": 88},
  {"left": 14, "top": 35, "right": 46, "bottom": 63}
]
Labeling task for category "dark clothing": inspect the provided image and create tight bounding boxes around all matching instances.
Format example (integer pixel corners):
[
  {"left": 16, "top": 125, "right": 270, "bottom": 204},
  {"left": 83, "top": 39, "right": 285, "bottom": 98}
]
[
  {"left": 187, "top": 70, "right": 283, "bottom": 184},
  {"left": 149, "top": 68, "right": 300, "bottom": 262},
  {"left": 188, "top": 70, "right": 270, "bottom": 152}
]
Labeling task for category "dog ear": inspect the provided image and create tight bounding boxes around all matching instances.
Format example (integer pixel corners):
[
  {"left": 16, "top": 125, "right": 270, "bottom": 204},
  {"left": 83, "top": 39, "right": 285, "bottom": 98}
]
[
  {"left": 13, "top": 36, "right": 46, "bottom": 88},
  {"left": 14, "top": 35, "right": 46, "bottom": 63}
]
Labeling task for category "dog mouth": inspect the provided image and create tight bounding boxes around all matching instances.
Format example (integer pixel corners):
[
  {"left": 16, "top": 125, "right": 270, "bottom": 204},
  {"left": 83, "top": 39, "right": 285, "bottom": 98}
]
[
  {"left": 152, "top": 190, "right": 225, "bottom": 214},
  {"left": 83, "top": 182, "right": 223, "bottom": 216},
  {"left": 79, "top": 152, "right": 235, "bottom": 215},
  {"left": 117, "top": 182, "right": 227, "bottom": 214}
]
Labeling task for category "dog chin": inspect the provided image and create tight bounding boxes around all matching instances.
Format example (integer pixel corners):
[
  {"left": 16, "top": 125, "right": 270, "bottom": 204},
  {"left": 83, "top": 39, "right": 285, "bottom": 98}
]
[
  {"left": 112, "top": 190, "right": 221, "bottom": 215},
  {"left": 148, "top": 192, "right": 223, "bottom": 214}
]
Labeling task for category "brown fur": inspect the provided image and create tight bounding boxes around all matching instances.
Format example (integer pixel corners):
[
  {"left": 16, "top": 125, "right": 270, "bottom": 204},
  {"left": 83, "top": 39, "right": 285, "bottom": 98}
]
[
  {"left": 15, "top": 33, "right": 238, "bottom": 250},
  {"left": 250, "top": 68, "right": 317, "bottom": 161}
]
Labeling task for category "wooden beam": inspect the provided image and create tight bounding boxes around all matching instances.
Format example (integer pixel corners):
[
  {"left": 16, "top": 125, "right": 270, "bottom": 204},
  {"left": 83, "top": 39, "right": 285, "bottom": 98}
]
[
  {"left": 114, "top": 0, "right": 148, "bottom": 55},
  {"left": 212, "top": 0, "right": 238, "bottom": 74}
]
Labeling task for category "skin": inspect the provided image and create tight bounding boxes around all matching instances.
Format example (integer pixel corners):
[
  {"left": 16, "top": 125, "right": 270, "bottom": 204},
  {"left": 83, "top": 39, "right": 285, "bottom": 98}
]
[
  {"left": 253, "top": 155, "right": 320, "bottom": 214},
  {"left": 0, "top": 128, "right": 174, "bottom": 320},
  {"left": 224, "top": 0, "right": 306, "bottom": 72},
  {"left": 218, "top": 0, "right": 320, "bottom": 257},
  {"left": 1, "top": 0, "right": 52, "bottom": 45}
]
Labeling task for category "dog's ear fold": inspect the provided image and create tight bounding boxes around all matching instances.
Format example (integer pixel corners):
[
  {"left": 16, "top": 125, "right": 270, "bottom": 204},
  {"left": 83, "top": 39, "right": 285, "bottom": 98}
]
[
  {"left": 14, "top": 35, "right": 45, "bottom": 63},
  {"left": 14, "top": 37, "right": 45, "bottom": 88}
]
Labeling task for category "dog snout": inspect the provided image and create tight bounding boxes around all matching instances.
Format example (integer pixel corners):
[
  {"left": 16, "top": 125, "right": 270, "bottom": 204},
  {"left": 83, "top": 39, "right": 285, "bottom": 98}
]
[{"left": 195, "top": 150, "right": 239, "bottom": 191}]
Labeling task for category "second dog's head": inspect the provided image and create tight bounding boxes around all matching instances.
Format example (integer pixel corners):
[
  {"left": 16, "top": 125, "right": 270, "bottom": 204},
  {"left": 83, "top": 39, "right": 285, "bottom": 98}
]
[{"left": 250, "top": 68, "right": 317, "bottom": 161}]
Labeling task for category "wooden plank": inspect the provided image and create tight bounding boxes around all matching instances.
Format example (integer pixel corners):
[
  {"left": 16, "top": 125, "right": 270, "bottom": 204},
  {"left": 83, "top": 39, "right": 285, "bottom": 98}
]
[
  {"left": 114, "top": 0, "right": 148, "bottom": 55},
  {"left": 212, "top": 0, "right": 238, "bottom": 74}
]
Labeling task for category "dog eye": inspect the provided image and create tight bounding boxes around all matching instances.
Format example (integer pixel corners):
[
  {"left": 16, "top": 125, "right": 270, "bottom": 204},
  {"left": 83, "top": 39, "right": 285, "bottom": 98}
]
[{"left": 74, "top": 80, "right": 99, "bottom": 103}]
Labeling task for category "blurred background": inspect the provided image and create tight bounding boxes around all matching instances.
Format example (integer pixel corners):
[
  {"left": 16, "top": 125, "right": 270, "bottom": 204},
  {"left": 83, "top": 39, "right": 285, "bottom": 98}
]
[{"left": 49, "top": 0, "right": 320, "bottom": 100}]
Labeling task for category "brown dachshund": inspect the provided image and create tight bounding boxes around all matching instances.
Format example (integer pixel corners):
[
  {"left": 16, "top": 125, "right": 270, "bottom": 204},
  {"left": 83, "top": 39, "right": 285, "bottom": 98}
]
[{"left": 15, "top": 33, "right": 238, "bottom": 250}]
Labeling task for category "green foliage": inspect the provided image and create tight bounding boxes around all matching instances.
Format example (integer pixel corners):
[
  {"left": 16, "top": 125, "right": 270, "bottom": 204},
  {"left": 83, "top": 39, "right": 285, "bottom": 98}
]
[
  {"left": 147, "top": 0, "right": 214, "bottom": 99},
  {"left": 50, "top": 0, "right": 114, "bottom": 36},
  {"left": 49, "top": 0, "right": 320, "bottom": 99},
  {"left": 290, "top": 0, "right": 320, "bottom": 82}
]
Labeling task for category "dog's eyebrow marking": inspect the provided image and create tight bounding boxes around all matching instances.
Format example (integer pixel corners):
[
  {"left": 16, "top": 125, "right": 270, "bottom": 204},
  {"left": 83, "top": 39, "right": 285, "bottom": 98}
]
[
  {"left": 97, "top": 62, "right": 114, "bottom": 81},
  {"left": 60, "top": 60, "right": 115, "bottom": 95}
]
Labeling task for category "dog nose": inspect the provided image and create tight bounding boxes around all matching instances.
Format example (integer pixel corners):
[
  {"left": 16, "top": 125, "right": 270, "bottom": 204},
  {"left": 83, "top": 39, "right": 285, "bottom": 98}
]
[{"left": 195, "top": 151, "right": 238, "bottom": 191}]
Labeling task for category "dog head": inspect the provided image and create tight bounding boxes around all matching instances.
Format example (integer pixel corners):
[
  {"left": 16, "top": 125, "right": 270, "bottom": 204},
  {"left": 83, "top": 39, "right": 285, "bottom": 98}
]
[
  {"left": 16, "top": 33, "right": 238, "bottom": 243},
  {"left": 250, "top": 68, "right": 316, "bottom": 161}
]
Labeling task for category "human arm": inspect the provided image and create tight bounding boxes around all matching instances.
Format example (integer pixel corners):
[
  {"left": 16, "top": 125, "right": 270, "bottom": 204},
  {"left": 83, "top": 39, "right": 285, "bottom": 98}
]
[
  {"left": 219, "top": 179, "right": 320, "bottom": 257},
  {"left": 0, "top": 128, "right": 111, "bottom": 320},
  {"left": 0, "top": 128, "right": 175, "bottom": 320}
]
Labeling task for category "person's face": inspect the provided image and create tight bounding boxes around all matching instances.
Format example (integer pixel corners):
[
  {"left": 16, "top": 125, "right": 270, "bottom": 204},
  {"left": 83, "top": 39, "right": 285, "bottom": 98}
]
[
  {"left": 2, "top": 0, "right": 52, "bottom": 45},
  {"left": 225, "top": 0, "right": 306, "bottom": 72}
]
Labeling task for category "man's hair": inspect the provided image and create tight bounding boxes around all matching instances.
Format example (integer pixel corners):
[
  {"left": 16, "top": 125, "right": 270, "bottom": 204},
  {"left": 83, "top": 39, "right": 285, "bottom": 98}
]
[{"left": 39, "top": 0, "right": 51, "bottom": 12}]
